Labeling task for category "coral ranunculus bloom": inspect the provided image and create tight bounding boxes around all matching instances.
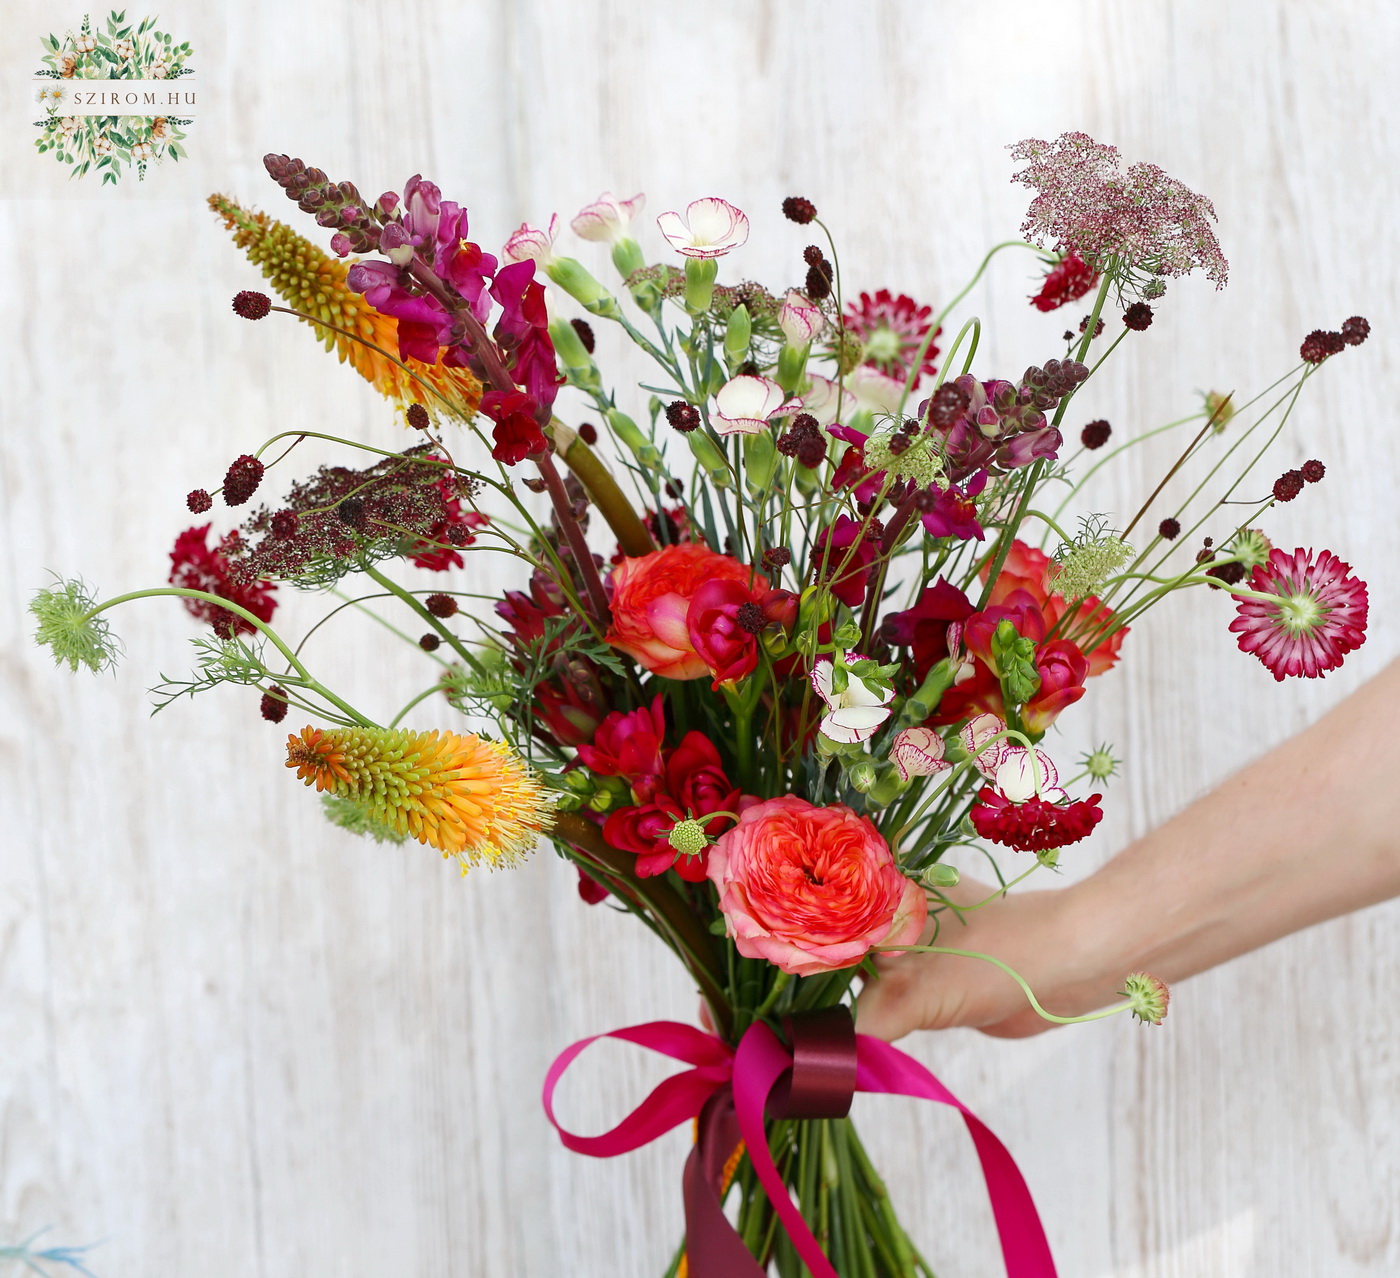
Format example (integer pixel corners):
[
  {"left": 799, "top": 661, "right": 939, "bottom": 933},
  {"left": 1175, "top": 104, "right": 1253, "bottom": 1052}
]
[
  {"left": 708, "top": 795, "right": 927, "bottom": 977},
  {"left": 607, "top": 544, "right": 765, "bottom": 681}
]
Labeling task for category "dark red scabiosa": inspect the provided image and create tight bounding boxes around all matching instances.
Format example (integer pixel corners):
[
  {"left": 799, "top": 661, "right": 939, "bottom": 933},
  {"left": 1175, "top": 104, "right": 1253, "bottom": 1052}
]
[
  {"left": 270, "top": 510, "right": 299, "bottom": 539},
  {"left": 223, "top": 454, "right": 265, "bottom": 506},
  {"left": 419, "top": 633, "right": 441, "bottom": 651},
  {"left": 260, "top": 685, "right": 289, "bottom": 723},
  {"left": 782, "top": 196, "right": 817, "bottom": 224},
  {"left": 762, "top": 546, "right": 792, "bottom": 572},
  {"left": 425, "top": 592, "right": 458, "bottom": 618},
  {"left": 837, "top": 290, "right": 941, "bottom": 386},
  {"left": 1206, "top": 560, "right": 1247, "bottom": 586},
  {"left": 1030, "top": 251, "right": 1098, "bottom": 313},
  {"left": 1159, "top": 517, "right": 1181, "bottom": 540},
  {"left": 1229, "top": 547, "right": 1368, "bottom": 680},
  {"left": 1123, "top": 302, "right": 1154, "bottom": 331},
  {"left": 1301, "top": 459, "right": 1326, "bottom": 483},
  {"left": 1341, "top": 316, "right": 1370, "bottom": 346},
  {"left": 578, "top": 422, "right": 598, "bottom": 445},
  {"left": 1080, "top": 419, "right": 1112, "bottom": 449},
  {"left": 405, "top": 403, "right": 431, "bottom": 430},
  {"left": 1272, "top": 469, "right": 1305, "bottom": 503},
  {"left": 169, "top": 524, "right": 277, "bottom": 638},
  {"left": 570, "top": 317, "right": 596, "bottom": 354},
  {"left": 665, "top": 400, "right": 701, "bottom": 433},
  {"left": 187, "top": 489, "right": 213, "bottom": 513},
  {"left": 970, "top": 788, "right": 1103, "bottom": 853},
  {"left": 480, "top": 388, "right": 548, "bottom": 466},
  {"left": 804, "top": 246, "right": 834, "bottom": 301},
  {"left": 232, "top": 290, "right": 272, "bottom": 320},
  {"left": 1300, "top": 329, "right": 1346, "bottom": 364}
]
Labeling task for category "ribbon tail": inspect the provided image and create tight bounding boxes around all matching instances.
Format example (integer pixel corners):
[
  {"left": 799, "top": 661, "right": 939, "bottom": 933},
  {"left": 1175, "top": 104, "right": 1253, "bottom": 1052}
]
[
  {"left": 856, "top": 1035, "right": 1058, "bottom": 1278},
  {"left": 682, "top": 1089, "right": 767, "bottom": 1277},
  {"left": 732, "top": 1023, "right": 842, "bottom": 1278}
]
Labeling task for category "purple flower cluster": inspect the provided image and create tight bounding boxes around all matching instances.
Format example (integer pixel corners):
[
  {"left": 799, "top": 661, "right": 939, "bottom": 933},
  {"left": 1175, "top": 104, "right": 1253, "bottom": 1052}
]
[{"left": 1010, "top": 132, "right": 1228, "bottom": 288}]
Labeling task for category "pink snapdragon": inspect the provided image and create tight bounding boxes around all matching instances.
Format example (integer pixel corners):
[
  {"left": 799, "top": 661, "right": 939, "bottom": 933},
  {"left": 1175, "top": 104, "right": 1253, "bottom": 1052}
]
[{"left": 656, "top": 197, "right": 750, "bottom": 259}]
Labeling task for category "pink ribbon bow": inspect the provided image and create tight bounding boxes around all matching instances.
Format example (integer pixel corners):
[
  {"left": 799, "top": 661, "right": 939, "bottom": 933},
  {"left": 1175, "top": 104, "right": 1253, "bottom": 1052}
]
[{"left": 543, "top": 1007, "right": 1058, "bottom": 1277}]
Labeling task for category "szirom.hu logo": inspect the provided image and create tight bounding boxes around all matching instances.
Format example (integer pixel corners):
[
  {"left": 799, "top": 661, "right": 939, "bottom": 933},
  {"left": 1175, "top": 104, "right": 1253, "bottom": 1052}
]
[{"left": 32, "top": 9, "right": 195, "bottom": 185}]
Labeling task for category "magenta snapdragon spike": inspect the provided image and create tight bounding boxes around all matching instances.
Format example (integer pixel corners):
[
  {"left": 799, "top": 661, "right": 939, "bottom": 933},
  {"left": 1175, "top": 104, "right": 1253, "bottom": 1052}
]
[
  {"left": 1229, "top": 548, "right": 1369, "bottom": 680},
  {"left": 1010, "top": 131, "right": 1228, "bottom": 287}
]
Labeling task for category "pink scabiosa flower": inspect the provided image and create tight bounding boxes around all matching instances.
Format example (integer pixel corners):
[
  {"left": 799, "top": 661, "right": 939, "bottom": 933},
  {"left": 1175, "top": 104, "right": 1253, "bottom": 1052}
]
[
  {"left": 891, "top": 727, "right": 951, "bottom": 781},
  {"left": 712, "top": 374, "right": 800, "bottom": 436},
  {"left": 656, "top": 197, "right": 750, "bottom": 259},
  {"left": 811, "top": 652, "right": 894, "bottom": 745},
  {"left": 837, "top": 290, "right": 941, "bottom": 386},
  {"left": 708, "top": 795, "right": 927, "bottom": 976},
  {"left": 502, "top": 214, "right": 560, "bottom": 265},
  {"left": 1228, "top": 547, "right": 1369, "bottom": 680},
  {"left": 571, "top": 192, "right": 646, "bottom": 244}
]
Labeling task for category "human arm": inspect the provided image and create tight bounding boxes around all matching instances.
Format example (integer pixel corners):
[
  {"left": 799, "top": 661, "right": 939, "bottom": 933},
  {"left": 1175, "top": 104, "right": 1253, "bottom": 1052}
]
[{"left": 856, "top": 658, "right": 1400, "bottom": 1041}]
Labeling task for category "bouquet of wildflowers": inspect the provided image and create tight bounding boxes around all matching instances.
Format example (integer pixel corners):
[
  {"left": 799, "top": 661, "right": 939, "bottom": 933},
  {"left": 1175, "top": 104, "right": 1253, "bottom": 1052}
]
[{"left": 33, "top": 132, "right": 1371, "bottom": 1277}]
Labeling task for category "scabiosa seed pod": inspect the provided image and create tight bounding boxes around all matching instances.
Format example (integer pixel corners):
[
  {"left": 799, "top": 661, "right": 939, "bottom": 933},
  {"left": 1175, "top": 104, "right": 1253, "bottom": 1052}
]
[
  {"left": 570, "top": 317, "right": 596, "bottom": 354},
  {"left": 425, "top": 592, "right": 458, "bottom": 618},
  {"left": 1341, "top": 316, "right": 1370, "bottom": 346},
  {"left": 1206, "top": 560, "right": 1247, "bottom": 586},
  {"left": 232, "top": 290, "right": 272, "bottom": 320},
  {"left": 805, "top": 261, "right": 832, "bottom": 301},
  {"left": 1123, "top": 973, "right": 1170, "bottom": 1025},
  {"left": 1273, "top": 469, "right": 1305, "bottom": 502},
  {"left": 187, "top": 489, "right": 213, "bottom": 513},
  {"left": 762, "top": 546, "right": 792, "bottom": 571},
  {"left": 1123, "top": 302, "right": 1154, "bottom": 331},
  {"left": 803, "top": 245, "right": 824, "bottom": 267},
  {"left": 796, "top": 434, "right": 828, "bottom": 468},
  {"left": 419, "top": 633, "right": 441, "bottom": 652},
  {"left": 665, "top": 400, "right": 701, "bottom": 433},
  {"left": 260, "top": 685, "right": 289, "bottom": 723},
  {"left": 1158, "top": 517, "right": 1181, "bottom": 540},
  {"left": 1081, "top": 419, "right": 1112, "bottom": 449},
  {"left": 270, "top": 509, "right": 299, "bottom": 539},
  {"left": 405, "top": 403, "right": 431, "bottom": 430},
  {"left": 223, "top": 455, "right": 266, "bottom": 506},
  {"left": 1300, "top": 329, "right": 1345, "bottom": 363},
  {"left": 782, "top": 196, "right": 818, "bottom": 224},
  {"left": 578, "top": 422, "right": 598, "bottom": 445},
  {"left": 1302, "top": 459, "right": 1326, "bottom": 483}
]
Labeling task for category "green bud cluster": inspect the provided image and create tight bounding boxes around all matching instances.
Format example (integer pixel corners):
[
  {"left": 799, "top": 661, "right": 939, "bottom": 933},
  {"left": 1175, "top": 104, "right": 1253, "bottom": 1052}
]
[{"left": 30, "top": 577, "right": 120, "bottom": 673}]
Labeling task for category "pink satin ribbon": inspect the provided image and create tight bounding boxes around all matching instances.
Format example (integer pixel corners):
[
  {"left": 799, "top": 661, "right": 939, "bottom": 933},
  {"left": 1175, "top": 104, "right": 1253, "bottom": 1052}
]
[{"left": 543, "top": 1014, "right": 1058, "bottom": 1277}]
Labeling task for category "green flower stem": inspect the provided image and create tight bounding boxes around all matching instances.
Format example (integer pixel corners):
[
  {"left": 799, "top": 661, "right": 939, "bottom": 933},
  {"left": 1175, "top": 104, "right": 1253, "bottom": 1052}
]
[
  {"left": 84, "top": 587, "right": 377, "bottom": 726},
  {"left": 974, "top": 461, "right": 1045, "bottom": 610},
  {"left": 358, "top": 563, "right": 488, "bottom": 675},
  {"left": 550, "top": 811, "right": 730, "bottom": 1037},
  {"left": 752, "top": 969, "right": 793, "bottom": 1022},
  {"left": 313, "top": 590, "right": 450, "bottom": 666},
  {"left": 872, "top": 944, "right": 1133, "bottom": 1026},
  {"left": 389, "top": 683, "right": 446, "bottom": 729},
  {"left": 548, "top": 421, "right": 656, "bottom": 556}
]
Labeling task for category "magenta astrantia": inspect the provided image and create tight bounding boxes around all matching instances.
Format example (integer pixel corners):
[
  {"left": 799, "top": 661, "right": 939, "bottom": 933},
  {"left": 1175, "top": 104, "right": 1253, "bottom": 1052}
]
[{"left": 1229, "top": 547, "right": 1369, "bottom": 680}]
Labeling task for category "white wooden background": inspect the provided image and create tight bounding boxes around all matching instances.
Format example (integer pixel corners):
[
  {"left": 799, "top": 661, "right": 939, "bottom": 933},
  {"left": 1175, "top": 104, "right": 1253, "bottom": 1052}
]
[{"left": 3, "top": 2, "right": 1399, "bottom": 1274}]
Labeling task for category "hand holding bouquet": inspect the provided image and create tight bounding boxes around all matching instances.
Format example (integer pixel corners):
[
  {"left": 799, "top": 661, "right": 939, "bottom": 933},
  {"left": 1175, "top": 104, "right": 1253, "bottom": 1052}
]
[{"left": 33, "top": 131, "right": 1370, "bottom": 1276}]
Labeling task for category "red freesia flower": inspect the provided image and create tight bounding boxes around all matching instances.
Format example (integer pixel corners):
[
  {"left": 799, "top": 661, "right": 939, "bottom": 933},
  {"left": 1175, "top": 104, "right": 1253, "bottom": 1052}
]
[
  {"left": 882, "top": 579, "right": 976, "bottom": 680},
  {"left": 576, "top": 696, "right": 666, "bottom": 783},
  {"left": 481, "top": 388, "right": 548, "bottom": 466},
  {"left": 970, "top": 787, "right": 1103, "bottom": 853},
  {"left": 810, "top": 514, "right": 878, "bottom": 608},
  {"left": 169, "top": 524, "right": 277, "bottom": 638}
]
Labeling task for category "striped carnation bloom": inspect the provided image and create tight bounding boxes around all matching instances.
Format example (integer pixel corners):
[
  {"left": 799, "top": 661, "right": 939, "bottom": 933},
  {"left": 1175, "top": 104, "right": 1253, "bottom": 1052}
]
[
  {"left": 1228, "top": 548, "right": 1368, "bottom": 680},
  {"left": 286, "top": 726, "right": 551, "bottom": 869}
]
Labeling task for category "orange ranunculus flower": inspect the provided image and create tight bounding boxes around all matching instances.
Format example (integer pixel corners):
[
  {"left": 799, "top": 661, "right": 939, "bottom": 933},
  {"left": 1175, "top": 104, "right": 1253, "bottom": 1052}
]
[
  {"left": 606, "top": 543, "right": 765, "bottom": 680},
  {"left": 984, "top": 540, "right": 1127, "bottom": 677},
  {"left": 708, "top": 796, "right": 927, "bottom": 977}
]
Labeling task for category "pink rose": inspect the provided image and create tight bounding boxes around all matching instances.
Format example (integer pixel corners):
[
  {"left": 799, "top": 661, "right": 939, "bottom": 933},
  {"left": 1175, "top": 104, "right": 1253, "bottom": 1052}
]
[
  {"left": 708, "top": 795, "right": 927, "bottom": 976},
  {"left": 606, "top": 543, "right": 766, "bottom": 680}
]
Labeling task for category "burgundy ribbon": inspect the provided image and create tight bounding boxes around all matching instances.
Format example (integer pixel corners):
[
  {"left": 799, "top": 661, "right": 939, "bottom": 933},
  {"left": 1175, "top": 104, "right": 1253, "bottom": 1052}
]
[{"left": 542, "top": 1007, "right": 1058, "bottom": 1277}]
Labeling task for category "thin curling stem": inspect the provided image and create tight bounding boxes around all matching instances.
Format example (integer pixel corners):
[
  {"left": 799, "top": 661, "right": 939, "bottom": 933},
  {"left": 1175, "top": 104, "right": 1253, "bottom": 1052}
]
[
  {"left": 1121, "top": 391, "right": 1235, "bottom": 538},
  {"left": 871, "top": 944, "right": 1133, "bottom": 1025}
]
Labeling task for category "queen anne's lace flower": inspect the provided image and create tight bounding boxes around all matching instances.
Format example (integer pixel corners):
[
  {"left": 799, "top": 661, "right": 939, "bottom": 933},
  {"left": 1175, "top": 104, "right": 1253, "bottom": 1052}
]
[{"left": 1010, "top": 132, "right": 1228, "bottom": 288}]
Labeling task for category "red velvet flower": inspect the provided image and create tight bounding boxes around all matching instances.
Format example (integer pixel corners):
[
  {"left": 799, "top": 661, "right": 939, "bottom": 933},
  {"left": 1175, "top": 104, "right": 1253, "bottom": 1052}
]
[
  {"left": 969, "top": 787, "right": 1103, "bottom": 852},
  {"left": 169, "top": 524, "right": 277, "bottom": 637}
]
